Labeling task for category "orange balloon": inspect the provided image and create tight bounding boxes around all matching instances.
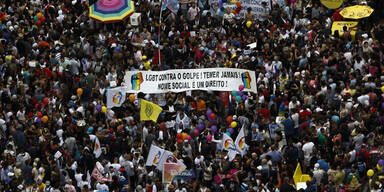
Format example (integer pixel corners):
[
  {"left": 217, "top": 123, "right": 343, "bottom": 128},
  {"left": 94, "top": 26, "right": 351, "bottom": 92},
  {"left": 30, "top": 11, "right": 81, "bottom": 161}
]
[
  {"left": 129, "top": 94, "right": 135, "bottom": 102},
  {"left": 36, "top": 12, "right": 43, "bottom": 19},
  {"left": 42, "top": 115, "right": 48, "bottom": 123},
  {"left": 77, "top": 88, "right": 83, "bottom": 96},
  {"left": 182, "top": 133, "right": 188, "bottom": 140}
]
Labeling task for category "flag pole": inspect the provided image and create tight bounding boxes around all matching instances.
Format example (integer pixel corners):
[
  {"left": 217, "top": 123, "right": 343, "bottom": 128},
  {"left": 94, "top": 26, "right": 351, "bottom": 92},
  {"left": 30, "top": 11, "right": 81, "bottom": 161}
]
[{"left": 158, "top": 0, "right": 164, "bottom": 69}]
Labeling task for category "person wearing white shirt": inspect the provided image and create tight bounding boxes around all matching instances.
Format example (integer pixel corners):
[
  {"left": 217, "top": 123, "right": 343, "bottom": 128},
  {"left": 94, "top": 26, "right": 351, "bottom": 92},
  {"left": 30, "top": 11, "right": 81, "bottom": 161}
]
[
  {"left": 302, "top": 140, "right": 315, "bottom": 166},
  {"left": 187, "top": 3, "right": 200, "bottom": 22},
  {"left": 176, "top": 110, "right": 191, "bottom": 131},
  {"left": 288, "top": 97, "right": 300, "bottom": 114},
  {"left": 96, "top": 182, "right": 109, "bottom": 191}
]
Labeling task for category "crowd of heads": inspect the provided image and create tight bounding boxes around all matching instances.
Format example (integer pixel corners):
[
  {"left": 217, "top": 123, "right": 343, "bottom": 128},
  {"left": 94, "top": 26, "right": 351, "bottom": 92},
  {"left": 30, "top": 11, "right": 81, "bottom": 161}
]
[{"left": 1, "top": 0, "right": 384, "bottom": 191}]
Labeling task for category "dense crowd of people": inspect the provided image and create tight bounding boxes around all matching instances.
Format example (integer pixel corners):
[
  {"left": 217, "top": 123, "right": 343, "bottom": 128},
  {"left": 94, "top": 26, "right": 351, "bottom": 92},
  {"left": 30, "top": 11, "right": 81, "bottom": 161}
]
[{"left": 1, "top": 0, "right": 384, "bottom": 191}]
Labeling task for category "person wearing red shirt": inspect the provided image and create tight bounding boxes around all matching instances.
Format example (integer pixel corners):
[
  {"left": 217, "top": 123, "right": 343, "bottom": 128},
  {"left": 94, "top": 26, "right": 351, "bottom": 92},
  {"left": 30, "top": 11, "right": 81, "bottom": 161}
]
[{"left": 258, "top": 104, "right": 271, "bottom": 124}]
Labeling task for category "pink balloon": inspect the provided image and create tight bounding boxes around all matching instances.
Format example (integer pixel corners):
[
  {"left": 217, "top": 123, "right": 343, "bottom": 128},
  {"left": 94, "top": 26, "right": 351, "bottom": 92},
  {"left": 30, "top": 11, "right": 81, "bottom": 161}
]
[
  {"left": 207, "top": 134, "right": 213, "bottom": 142},
  {"left": 187, "top": 135, "right": 192, "bottom": 141},
  {"left": 194, "top": 129, "right": 200, "bottom": 136},
  {"left": 239, "top": 84, "right": 244, "bottom": 91}
]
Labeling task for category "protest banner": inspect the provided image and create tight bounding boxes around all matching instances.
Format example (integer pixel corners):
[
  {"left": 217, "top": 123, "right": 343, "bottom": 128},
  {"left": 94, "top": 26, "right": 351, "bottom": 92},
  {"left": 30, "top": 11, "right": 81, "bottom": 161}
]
[
  {"left": 331, "top": 21, "right": 358, "bottom": 41},
  {"left": 209, "top": 0, "right": 270, "bottom": 21},
  {"left": 124, "top": 68, "right": 257, "bottom": 93}
]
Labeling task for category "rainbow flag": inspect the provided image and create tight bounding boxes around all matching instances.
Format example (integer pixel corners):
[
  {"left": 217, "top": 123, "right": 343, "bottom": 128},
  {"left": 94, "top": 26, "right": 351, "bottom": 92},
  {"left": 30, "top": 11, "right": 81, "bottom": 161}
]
[{"left": 241, "top": 72, "right": 251, "bottom": 89}]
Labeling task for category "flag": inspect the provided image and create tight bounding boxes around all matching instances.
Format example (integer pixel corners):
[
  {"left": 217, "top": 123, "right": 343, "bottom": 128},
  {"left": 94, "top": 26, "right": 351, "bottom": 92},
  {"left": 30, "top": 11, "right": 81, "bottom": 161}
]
[
  {"left": 89, "top": 135, "right": 102, "bottom": 158},
  {"left": 293, "top": 163, "right": 311, "bottom": 188},
  {"left": 162, "top": 163, "right": 186, "bottom": 183},
  {"left": 235, "top": 125, "right": 248, "bottom": 156},
  {"left": 146, "top": 144, "right": 165, "bottom": 168},
  {"left": 106, "top": 87, "right": 126, "bottom": 108},
  {"left": 222, "top": 133, "right": 237, "bottom": 152},
  {"left": 227, "top": 150, "right": 238, "bottom": 161},
  {"left": 158, "top": 150, "right": 186, "bottom": 171},
  {"left": 152, "top": 48, "right": 162, "bottom": 66},
  {"left": 140, "top": 99, "right": 163, "bottom": 122},
  {"left": 91, "top": 166, "right": 112, "bottom": 182}
]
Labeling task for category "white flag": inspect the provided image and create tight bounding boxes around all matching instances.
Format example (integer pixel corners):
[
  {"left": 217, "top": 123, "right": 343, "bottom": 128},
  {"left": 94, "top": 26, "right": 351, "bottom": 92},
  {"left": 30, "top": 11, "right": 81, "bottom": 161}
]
[
  {"left": 106, "top": 87, "right": 127, "bottom": 108},
  {"left": 235, "top": 125, "right": 248, "bottom": 156},
  {"left": 227, "top": 150, "right": 238, "bottom": 161},
  {"left": 89, "top": 135, "right": 101, "bottom": 158},
  {"left": 222, "top": 133, "right": 236, "bottom": 152},
  {"left": 146, "top": 144, "right": 165, "bottom": 167},
  {"left": 89, "top": 135, "right": 102, "bottom": 158},
  {"left": 158, "top": 150, "right": 186, "bottom": 171}
]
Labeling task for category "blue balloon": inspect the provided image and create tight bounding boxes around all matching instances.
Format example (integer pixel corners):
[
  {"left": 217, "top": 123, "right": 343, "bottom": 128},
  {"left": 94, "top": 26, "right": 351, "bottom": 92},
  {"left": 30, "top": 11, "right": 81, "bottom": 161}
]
[
  {"left": 238, "top": 91, "right": 243, "bottom": 96},
  {"left": 236, "top": 95, "right": 242, "bottom": 102},
  {"left": 231, "top": 90, "right": 237, "bottom": 96},
  {"left": 226, "top": 132, "right": 231, "bottom": 136},
  {"left": 228, "top": 128, "right": 234, "bottom": 134},
  {"left": 206, "top": 109, "right": 212, "bottom": 117},
  {"left": 198, "top": 124, "right": 204, "bottom": 131},
  {"left": 211, "top": 125, "right": 217, "bottom": 133},
  {"left": 242, "top": 95, "right": 247, "bottom": 101}
]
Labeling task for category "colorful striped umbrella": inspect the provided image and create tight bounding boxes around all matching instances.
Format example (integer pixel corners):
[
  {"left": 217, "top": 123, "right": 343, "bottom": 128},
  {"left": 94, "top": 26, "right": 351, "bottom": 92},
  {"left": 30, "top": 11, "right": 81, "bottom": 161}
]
[{"left": 89, "top": 0, "right": 134, "bottom": 23}]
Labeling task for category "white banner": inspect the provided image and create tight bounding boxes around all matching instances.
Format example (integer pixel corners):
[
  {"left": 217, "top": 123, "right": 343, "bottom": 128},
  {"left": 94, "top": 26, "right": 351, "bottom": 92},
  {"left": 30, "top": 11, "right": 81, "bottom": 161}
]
[
  {"left": 209, "top": 0, "right": 271, "bottom": 21},
  {"left": 123, "top": 68, "right": 257, "bottom": 93}
]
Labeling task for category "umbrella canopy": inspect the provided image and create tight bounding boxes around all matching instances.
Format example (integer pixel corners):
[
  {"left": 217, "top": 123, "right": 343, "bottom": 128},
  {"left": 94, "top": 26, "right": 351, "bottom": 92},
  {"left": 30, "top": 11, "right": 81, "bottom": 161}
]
[
  {"left": 340, "top": 5, "right": 373, "bottom": 19},
  {"left": 89, "top": 0, "right": 134, "bottom": 23}
]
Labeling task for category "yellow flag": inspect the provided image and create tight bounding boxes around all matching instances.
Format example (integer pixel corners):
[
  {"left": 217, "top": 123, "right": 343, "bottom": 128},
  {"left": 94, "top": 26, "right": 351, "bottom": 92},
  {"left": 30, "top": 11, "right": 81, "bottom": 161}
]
[{"left": 140, "top": 99, "right": 163, "bottom": 122}]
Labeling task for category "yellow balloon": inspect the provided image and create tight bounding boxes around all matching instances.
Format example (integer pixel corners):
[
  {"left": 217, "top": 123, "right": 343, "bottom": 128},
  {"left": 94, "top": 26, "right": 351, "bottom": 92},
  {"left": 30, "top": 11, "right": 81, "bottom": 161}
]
[
  {"left": 367, "top": 169, "right": 374, "bottom": 177},
  {"left": 377, "top": 164, "right": 382, "bottom": 171},
  {"left": 101, "top": 106, "right": 107, "bottom": 113},
  {"left": 381, "top": 86, "right": 384, "bottom": 93},
  {"left": 144, "top": 61, "right": 151, "bottom": 70},
  {"left": 246, "top": 21, "right": 252, "bottom": 28},
  {"left": 231, "top": 121, "right": 237, "bottom": 128},
  {"left": 142, "top": 55, "right": 147, "bottom": 60}
]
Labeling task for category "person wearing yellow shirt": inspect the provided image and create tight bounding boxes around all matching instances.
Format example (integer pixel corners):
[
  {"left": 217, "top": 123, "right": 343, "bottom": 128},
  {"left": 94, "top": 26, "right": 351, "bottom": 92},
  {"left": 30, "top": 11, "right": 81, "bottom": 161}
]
[{"left": 196, "top": 97, "right": 206, "bottom": 112}]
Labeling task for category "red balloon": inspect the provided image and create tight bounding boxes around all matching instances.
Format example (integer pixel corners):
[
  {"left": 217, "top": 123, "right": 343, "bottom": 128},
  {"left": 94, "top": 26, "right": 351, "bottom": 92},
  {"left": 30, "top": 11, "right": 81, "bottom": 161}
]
[
  {"left": 43, "top": 97, "right": 49, "bottom": 105},
  {"left": 177, "top": 133, "right": 182, "bottom": 139},
  {"left": 40, "top": 16, "right": 46, "bottom": 23},
  {"left": 210, "top": 113, "right": 216, "bottom": 119},
  {"left": 36, "top": 20, "right": 42, "bottom": 26},
  {"left": 177, "top": 139, "right": 183, "bottom": 144},
  {"left": 160, "top": 122, "right": 166, "bottom": 130},
  {"left": 226, "top": 116, "right": 233, "bottom": 124},
  {"left": 37, "top": 112, "right": 42, "bottom": 118}
]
